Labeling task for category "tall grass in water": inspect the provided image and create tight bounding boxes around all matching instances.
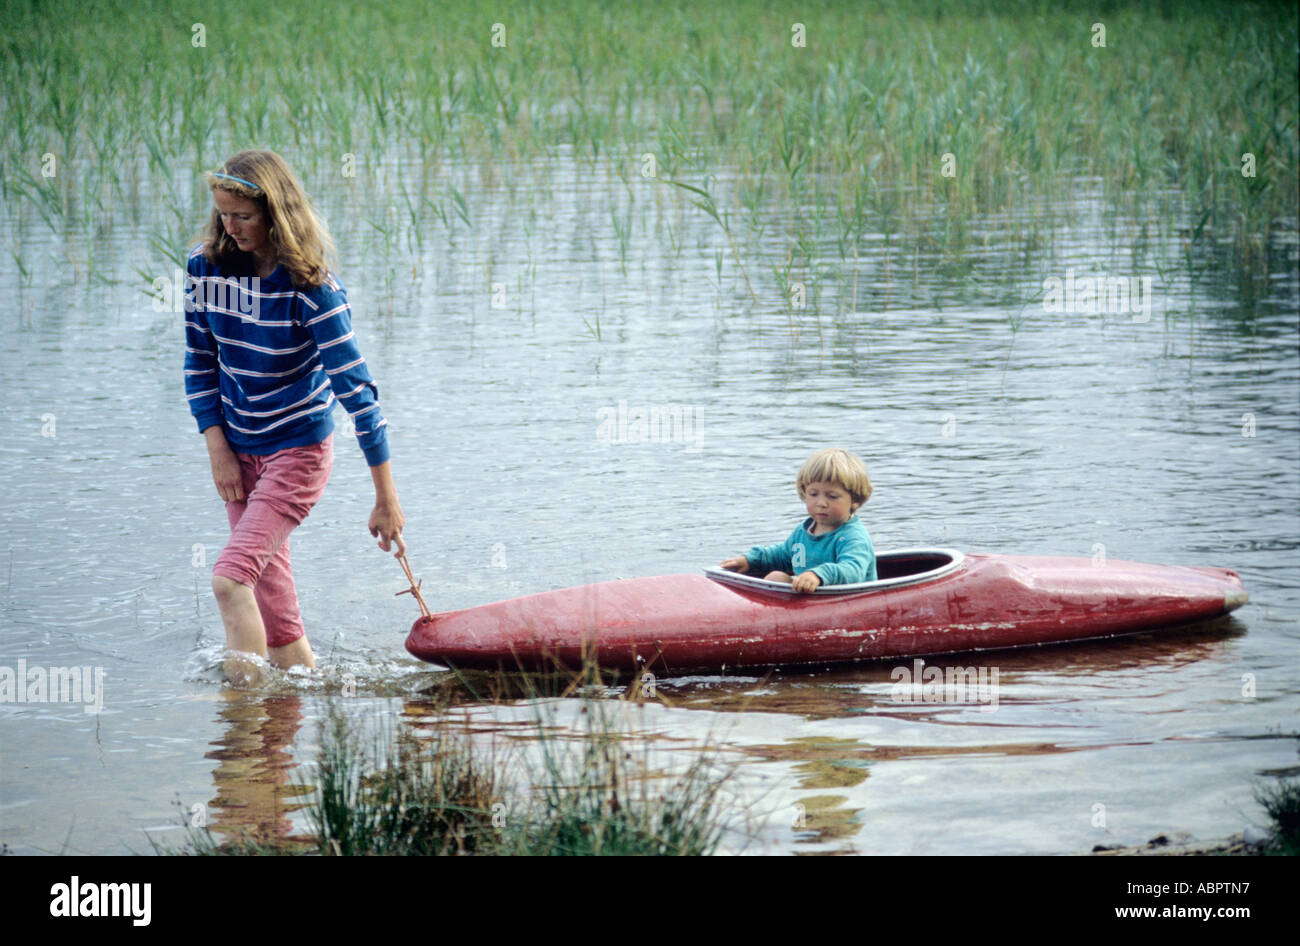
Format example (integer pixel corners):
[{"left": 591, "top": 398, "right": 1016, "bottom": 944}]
[
  {"left": 505, "top": 698, "right": 735, "bottom": 856},
  {"left": 309, "top": 707, "right": 500, "bottom": 856},
  {"left": 3, "top": 0, "right": 1293, "bottom": 305}
]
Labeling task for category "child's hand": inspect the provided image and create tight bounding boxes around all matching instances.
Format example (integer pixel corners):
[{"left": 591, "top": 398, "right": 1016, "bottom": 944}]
[
  {"left": 720, "top": 556, "right": 750, "bottom": 573},
  {"left": 792, "top": 571, "right": 822, "bottom": 593}
]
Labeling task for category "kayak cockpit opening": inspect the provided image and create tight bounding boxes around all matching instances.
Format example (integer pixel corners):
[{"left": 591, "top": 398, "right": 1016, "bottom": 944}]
[{"left": 703, "top": 548, "right": 966, "bottom": 597}]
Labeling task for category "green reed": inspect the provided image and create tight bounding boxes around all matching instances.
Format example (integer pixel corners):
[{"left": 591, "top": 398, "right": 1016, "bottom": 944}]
[{"left": 1, "top": 0, "right": 1293, "bottom": 309}]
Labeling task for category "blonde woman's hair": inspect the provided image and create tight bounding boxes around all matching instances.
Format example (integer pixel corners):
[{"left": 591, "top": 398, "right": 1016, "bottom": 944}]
[
  {"left": 201, "top": 150, "right": 336, "bottom": 289},
  {"left": 796, "top": 448, "right": 873, "bottom": 507}
]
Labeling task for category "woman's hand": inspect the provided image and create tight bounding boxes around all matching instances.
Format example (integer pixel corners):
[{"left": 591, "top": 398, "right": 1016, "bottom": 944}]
[
  {"left": 367, "top": 461, "right": 406, "bottom": 555},
  {"left": 204, "top": 426, "right": 245, "bottom": 502},
  {"left": 720, "top": 556, "right": 749, "bottom": 573},
  {"left": 369, "top": 499, "right": 406, "bottom": 555}
]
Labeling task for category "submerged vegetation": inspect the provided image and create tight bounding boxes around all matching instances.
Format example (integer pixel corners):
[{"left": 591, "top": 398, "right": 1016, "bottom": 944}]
[{"left": 0, "top": 0, "right": 1294, "bottom": 313}]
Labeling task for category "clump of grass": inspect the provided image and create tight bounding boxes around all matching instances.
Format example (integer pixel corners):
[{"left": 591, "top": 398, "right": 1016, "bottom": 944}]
[
  {"left": 507, "top": 698, "right": 736, "bottom": 856},
  {"left": 308, "top": 706, "right": 501, "bottom": 856},
  {"left": 1254, "top": 777, "right": 1300, "bottom": 856}
]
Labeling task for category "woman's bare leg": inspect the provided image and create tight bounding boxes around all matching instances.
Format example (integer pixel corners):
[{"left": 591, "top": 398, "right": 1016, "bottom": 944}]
[
  {"left": 213, "top": 575, "right": 316, "bottom": 681},
  {"left": 213, "top": 575, "right": 268, "bottom": 685},
  {"left": 268, "top": 636, "right": 315, "bottom": 670}
]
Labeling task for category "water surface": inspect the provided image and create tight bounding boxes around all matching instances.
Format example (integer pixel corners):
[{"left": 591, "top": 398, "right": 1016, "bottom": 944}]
[{"left": 1, "top": 156, "right": 1297, "bottom": 855}]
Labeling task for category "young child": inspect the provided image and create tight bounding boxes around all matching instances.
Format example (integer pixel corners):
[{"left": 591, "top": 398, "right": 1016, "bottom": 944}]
[
  {"left": 184, "top": 149, "right": 406, "bottom": 684},
  {"left": 720, "top": 448, "right": 876, "bottom": 591}
]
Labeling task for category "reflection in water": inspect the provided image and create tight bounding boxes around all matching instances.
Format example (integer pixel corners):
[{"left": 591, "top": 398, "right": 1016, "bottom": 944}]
[
  {"left": 794, "top": 795, "right": 861, "bottom": 848},
  {"left": 779, "top": 737, "right": 870, "bottom": 848},
  {"left": 658, "top": 615, "right": 1246, "bottom": 719},
  {"left": 204, "top": 691, "right": 314, "bottom": 849},
  {"left": 776, "top": 738, "right": 873, "bottom": 791}
]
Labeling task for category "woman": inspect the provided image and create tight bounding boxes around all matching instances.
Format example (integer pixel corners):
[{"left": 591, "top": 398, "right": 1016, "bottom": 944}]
[{"left": 184, "top": 150, "right": 404, "bottom": 683}]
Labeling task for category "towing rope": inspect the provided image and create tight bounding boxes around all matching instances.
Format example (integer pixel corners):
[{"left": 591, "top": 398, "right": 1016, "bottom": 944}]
[{"left": 395, "top": 552, "right": 432, "bottom": 620}]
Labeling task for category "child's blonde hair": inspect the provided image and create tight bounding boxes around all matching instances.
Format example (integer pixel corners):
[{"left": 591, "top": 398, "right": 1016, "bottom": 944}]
[
  {"left": 202, "top": 149, "right": 336, "bottom": 289},
  {"left": 796, "top": 448, "right": 873, "bottom": 507}
]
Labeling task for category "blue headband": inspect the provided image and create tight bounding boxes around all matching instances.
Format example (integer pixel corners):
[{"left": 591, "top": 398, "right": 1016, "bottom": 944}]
[{"left": 212, "top": 171, "right": 261, "bottom": 191}]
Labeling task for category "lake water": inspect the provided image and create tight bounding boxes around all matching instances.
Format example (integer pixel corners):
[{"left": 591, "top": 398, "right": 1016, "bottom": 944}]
[{"left": 1, "top": 155, "right": 1297, "bottom": 854}]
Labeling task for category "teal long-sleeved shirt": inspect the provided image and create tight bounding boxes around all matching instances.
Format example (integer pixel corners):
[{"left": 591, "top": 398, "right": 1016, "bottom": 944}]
[{"left": 745, "top": 515, "right": 877, "bottom": 585}]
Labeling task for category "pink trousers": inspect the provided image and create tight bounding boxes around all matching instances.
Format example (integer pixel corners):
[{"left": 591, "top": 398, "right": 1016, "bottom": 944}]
[{"left": 212, "top": 435, "right": 334, "bottom": 648}]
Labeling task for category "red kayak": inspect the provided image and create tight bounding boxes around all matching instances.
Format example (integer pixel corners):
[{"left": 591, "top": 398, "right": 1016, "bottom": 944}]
[{"left": 404, "top": 549, "right": 1248, "bottom": 673}]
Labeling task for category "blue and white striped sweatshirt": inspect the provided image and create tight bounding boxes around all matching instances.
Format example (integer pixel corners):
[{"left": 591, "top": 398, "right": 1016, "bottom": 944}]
[{"left": 183, "top": 246, "right": 390, "bottom": 466}]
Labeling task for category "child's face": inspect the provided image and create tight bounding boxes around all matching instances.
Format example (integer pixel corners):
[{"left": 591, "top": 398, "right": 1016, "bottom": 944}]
[{"left": 801, "top": 480, "right": 859, "bottom": 532}]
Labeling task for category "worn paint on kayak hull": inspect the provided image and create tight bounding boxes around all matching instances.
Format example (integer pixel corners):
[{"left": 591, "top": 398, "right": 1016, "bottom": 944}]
[{"left": 404, "top": 552, "right": 1247, "bottom": 673}]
